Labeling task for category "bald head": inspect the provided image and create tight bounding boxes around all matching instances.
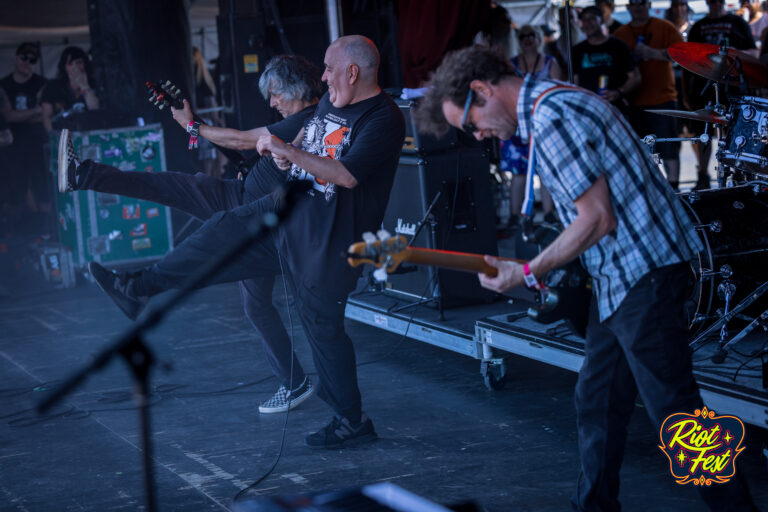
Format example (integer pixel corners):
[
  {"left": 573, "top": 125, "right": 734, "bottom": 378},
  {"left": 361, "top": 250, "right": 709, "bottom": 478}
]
[{"left": 331, "top": 35, "right": 380, "bottom": 82}]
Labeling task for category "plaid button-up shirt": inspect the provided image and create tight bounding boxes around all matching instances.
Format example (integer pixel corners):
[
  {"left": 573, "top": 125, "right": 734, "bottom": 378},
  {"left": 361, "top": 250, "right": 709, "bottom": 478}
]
[{"left": 517, "top": 75, "right": 702, "bottom": 321}]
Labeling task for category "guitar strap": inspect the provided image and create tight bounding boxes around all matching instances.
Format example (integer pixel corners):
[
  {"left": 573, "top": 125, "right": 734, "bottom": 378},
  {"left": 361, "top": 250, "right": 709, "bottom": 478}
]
[{"left": 521, "top": 84, "right": 580, "bottom": 217}]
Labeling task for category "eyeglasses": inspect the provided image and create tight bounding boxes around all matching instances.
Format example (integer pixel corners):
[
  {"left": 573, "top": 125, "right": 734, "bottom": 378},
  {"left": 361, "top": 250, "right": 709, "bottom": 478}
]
[
  {"left": 519, "top": 32, "right": 536, "bottom": 40},
  {"left": 18, "top": 54, "right": 38, "bottom": 64},
  {"left": 461, "top": 88, "right": 478, "bottom": 135}
]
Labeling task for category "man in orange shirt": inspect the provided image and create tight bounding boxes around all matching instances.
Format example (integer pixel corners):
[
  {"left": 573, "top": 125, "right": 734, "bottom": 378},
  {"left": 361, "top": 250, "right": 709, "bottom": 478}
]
[{"left": 615, "top": 0, "right": 684, "bottom": 189}]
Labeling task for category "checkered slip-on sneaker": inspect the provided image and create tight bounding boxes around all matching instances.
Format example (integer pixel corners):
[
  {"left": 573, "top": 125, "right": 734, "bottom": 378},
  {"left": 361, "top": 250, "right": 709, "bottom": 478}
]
[
  {"left": 57, "top": 129, "right": 80, "bottom": 193},
  {"left": 258, "top": 377, "right": 315, "bottom": 414},
  {"left": 304, "top": 413, "right": 377, "bottom": 449}
]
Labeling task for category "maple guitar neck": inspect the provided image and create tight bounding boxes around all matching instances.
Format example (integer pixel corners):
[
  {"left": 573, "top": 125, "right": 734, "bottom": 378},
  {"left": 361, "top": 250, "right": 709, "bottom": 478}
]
[{"left": 403, "top": 247, "right": 525, "bottom": 277}]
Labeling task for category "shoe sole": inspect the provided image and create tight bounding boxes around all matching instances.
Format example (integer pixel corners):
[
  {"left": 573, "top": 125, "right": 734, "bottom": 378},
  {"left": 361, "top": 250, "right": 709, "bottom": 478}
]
[
  {"left": 258, "top": 385, "right": 316, "bottom": 414},
  {"left": 88, "top": 262, "right": 142, "bottom": 321},
  {"left": 57, "top": 129, "right": 70, "bottom": 193},
  {"left": 304, "top": 431, "right": 378, "bottom": 450}
]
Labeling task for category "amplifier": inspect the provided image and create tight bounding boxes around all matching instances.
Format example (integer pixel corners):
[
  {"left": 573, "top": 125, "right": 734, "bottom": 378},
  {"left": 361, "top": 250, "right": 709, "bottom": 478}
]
[{"left": 380, "top": 148, "right": 498, "bottom": 308}]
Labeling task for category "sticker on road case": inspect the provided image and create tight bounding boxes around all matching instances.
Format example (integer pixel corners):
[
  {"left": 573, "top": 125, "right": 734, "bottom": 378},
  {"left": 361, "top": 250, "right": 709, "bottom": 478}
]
[
  {"left": 658, "top": 407, "right": 746, "bottom": 486},
  {"left": 132, "top": 237, "right": 152, "bottom": 251}
]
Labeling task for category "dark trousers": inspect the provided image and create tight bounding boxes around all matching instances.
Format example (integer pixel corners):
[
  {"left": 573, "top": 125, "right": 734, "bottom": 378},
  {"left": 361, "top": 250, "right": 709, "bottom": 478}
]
[
  {"left": 571, "top": 263, "right": 757, "bottom": 512},
  {"left": 77, "top": 161, "right": 307, "bottom": 390},
  {"left": 78, "top": 162, "right": 361, "bottom": 419}
]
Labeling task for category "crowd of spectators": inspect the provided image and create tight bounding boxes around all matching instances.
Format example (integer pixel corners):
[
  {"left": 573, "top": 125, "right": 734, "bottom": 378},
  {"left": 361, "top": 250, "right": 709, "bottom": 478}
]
[
  {"left": 490, "top": 0, "right": 766, "bottom": 225},
  {"left": 0, "top": 43, "right": 100, "bottom": 237}
]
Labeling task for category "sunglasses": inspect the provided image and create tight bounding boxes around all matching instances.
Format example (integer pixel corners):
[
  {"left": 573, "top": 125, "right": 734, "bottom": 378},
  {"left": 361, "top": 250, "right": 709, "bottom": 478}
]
[
  {"left": 519, "top": 32, "right": 536, "bottom": 40},
  {"left": 19, "top": 54, "right": 38, "bottom": 64},
  {"left": 461, "top": 89, "right": 478, "bottom": 135}
]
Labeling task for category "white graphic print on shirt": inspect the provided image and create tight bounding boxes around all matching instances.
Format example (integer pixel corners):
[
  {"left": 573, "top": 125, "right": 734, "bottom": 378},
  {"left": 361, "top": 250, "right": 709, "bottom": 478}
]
[{"left": 289, "top": 113, "right": 351, "bottom": 201}]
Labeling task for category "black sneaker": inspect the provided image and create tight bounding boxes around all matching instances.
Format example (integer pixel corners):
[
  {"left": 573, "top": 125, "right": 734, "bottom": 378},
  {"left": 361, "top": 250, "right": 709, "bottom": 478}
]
[
  {"left": 258, "top": 377, "right": 315, "bottom": 413},
  {"left": 89, "top": 262, "right": 148, "bottom": 320},
  {"left": 304, "top": 413, "right": 377, "bottom": 449},
  {"left": 57, "top": 128, "right": 80, "bottom": 193}
]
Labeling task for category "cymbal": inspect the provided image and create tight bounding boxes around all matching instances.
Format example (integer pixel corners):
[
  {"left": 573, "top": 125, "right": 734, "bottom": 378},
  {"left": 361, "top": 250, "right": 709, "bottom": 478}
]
[
  {"left": 668, "top": 42, "right": 768, "bottom": 87},
  {"left": 645, "top": 107, "right": 728, "bottom": 125}
]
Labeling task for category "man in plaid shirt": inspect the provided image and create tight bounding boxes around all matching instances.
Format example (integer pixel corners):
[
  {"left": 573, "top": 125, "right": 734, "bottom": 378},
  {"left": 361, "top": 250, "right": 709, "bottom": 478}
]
[{"left": 415, "top": 46, "right": 758, "bottom": 511}]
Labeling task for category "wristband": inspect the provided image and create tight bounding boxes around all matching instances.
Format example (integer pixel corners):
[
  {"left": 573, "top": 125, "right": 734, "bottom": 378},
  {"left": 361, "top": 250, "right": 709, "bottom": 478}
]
[
  {"left": 186, "top": 121, "right": 200, "bottom": 149},
  {"left": 522, "top": 262, "right": 540, "bottom": 290}
]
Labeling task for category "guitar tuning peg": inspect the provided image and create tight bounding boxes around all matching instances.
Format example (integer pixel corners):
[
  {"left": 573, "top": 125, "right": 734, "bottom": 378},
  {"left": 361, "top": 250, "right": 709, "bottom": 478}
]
[
  {"left": 373, "top": 267, "right": 389, "bottom": 283},
  {"left": 362, "top": 232, "right": 377, "bottom": 244},
  {"left": 376, "top": 229, "right": 391, "bottom": 241},
  {"left": 158, "top": 104, "right": 165, "bottom": 110},
  {"left": 164, "top": 80, "right": 171, "bottom": 87}
]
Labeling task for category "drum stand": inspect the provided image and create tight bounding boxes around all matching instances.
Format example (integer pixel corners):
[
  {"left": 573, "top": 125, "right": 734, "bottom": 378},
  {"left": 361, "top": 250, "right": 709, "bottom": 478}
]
[{"left": 689, "top": 279, "right": 768, "bottom": 361}]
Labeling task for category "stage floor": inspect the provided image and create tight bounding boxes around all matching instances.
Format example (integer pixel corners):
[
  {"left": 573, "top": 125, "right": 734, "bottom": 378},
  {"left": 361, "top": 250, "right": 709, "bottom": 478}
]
[{"left": 1, "top": 281, "right": 767, "bottom": 511}]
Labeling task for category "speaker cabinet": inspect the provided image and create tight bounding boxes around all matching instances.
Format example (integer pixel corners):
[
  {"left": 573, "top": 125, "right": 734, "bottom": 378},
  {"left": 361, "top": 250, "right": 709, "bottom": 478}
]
[{"left": 381, "top": 149, "right": 498, "bottom": 308}]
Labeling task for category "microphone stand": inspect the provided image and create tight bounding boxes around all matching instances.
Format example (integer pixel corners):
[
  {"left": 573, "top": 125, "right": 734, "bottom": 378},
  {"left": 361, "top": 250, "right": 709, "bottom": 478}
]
[{"left": 37, "top": 180, "right": 310, "bottom": 512}]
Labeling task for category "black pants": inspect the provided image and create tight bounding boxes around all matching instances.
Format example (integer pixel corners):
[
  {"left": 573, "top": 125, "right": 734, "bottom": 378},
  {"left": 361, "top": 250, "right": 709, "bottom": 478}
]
[
  {"left": 571, "top": 263, "right": 756, "bottom": 511},
  {"left": 77, "top": 161, "right": 340, "bottom": 402}
]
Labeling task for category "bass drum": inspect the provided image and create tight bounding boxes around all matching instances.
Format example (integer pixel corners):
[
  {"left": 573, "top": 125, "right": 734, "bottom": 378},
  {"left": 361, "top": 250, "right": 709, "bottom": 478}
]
[{"left": 680, "top": 185, "right": 768, "bottom": 333}]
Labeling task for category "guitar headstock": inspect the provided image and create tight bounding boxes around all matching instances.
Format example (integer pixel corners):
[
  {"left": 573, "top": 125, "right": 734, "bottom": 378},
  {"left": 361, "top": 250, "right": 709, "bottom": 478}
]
[
  {"left": 145, "top": 80, "right": 184, "bottom": 111},
  {"left": 347, "top": 233, "right": 410, "bottom": 280}
]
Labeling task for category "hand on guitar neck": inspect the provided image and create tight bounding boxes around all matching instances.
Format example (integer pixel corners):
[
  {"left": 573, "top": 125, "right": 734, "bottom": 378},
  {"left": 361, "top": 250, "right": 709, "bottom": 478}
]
[{"left": 478, "top": 255, "right": 529, "bottom": 294}]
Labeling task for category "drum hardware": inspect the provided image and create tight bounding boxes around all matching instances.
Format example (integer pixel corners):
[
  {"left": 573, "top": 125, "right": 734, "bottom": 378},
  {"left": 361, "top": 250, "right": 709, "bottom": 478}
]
[
  {"left": 643, "top": 133, "right": 711, "bottom": 146},
  {"left": 694, "top": 219, "right": 722, "bottom": 233},
  {"left": 689, "top": 279, "right": 768, "bottom": 352},
  {"left": 699, "top": 264, "right": 732, "bottom": 279}
]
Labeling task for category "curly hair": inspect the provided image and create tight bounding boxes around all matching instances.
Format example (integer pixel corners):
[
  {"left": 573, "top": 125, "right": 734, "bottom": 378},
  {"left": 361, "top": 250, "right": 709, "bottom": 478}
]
[
  {"left": 258, "top": 55, "right": 323, "bottom": 102},
  {"left": 412, "top": 45, "right": 515, "bottom": 136}
]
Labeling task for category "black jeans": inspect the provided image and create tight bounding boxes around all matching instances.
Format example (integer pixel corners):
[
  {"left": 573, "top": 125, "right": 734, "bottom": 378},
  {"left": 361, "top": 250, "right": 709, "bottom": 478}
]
[
  {"left": 571, "top": 263, "right": 757, "bottom": 512},
  {"left": 77, "top": 161, "right": 306, "bottom": 390},
  {"left": 78, "top": 161, "right": 362, "bottom": 420}
]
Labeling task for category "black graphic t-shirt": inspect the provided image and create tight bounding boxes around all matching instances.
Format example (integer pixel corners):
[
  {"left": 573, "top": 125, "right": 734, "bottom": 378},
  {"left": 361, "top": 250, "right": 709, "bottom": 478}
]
[
  {"left": 0, "top": 73, "right": 46, "bottom": 146},
  {"left": 277, "top": 91, "right": 405, "bottom": 296},
  {"left": 243, "top": 105, "right": 318, "bottom": 202},
  {"left": 573, "top": 37, "right": 635, "bottom": 97},
  {"left": 688, "top": 14, "right": 756, "bottom": 49},
  {"left": 267, "top": 104, "right": 316, "bottom": 143}
]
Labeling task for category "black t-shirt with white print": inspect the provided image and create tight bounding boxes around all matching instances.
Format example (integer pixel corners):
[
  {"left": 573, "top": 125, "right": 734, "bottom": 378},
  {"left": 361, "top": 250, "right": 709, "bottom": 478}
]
[
  {"left": 243, "top": 105, "right": 317, "bottom": 202},
  {"left": 277, "top": 91, "right": 405, "bottom": 296}
]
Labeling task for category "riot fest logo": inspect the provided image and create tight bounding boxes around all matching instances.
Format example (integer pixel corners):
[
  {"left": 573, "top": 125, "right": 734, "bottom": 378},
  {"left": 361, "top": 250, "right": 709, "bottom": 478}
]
[{"left": 658, "top": 407, "right": 746, "bottom": 486}]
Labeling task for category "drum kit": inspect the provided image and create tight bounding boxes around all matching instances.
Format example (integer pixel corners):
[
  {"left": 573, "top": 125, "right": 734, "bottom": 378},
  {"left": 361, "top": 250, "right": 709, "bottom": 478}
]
[{"left": 644, "top": 42, "right": 768, "bottom": 357}]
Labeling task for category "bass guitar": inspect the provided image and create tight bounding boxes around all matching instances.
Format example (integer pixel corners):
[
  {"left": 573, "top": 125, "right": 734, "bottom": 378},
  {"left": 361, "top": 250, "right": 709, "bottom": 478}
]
[{"left": 347, "top": 233, "right": 591, "bottom": 337}]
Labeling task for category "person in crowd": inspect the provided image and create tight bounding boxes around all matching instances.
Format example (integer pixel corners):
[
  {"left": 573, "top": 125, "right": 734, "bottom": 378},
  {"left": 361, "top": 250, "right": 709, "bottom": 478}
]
[
  {"left": 665, "top": 0, "right": 692, "bottom": 40},
  {"left": 504, "top": 25, "right": 561, "bottom": 226},
  {"left": 545, "top": 6, "right": 584, "bottom": 74},
  {"left": 740, "top": 0, "right": 768, "bottom": 47},
  {"left": 0, "top": 42, "right": 49, "bottom": 226},
  {"left": 614, "top": 0, "right": 684, "bottom": 189},
  {"left": 686, "top": 0, "right": 756, "bottom": 189},
  {"left": 475, "top": 3, "right": 518, "bottom": 60},
  {"left": 573, "top": 6, "right": 640, "bottom": 119},
  {"left": 413, "top": 43, "right": 758, "bottom": 512},
  {"left": 597, "top": 0, "right": 623, "bottom": 34},
  {"left": 59, "top": 37, "right": 405, "bottom": 449},
  {"left": 41, "top": 46, "right": 100, "bottom": 133}
]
